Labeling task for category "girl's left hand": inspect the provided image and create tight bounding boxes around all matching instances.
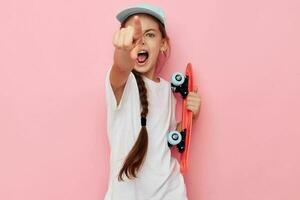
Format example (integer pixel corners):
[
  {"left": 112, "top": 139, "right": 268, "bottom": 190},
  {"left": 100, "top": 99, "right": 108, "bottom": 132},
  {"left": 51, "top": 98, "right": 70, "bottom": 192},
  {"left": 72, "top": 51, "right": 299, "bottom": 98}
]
[{"left": 186, "top": 86, "right": 201, "bottom": 119}]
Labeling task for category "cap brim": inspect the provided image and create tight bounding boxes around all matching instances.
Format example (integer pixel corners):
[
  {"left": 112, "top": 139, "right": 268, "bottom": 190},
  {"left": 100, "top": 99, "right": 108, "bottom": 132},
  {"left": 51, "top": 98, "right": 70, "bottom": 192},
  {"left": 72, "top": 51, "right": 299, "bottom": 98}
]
[{"left": 116, "top": 7, "right": 165, "bottom": 26}]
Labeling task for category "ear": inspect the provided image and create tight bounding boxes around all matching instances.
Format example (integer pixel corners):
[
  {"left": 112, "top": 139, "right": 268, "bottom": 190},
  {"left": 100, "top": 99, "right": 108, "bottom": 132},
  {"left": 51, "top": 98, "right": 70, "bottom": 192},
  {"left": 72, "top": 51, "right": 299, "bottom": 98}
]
[{"left": 160, "top": 38, "right": 168, "bottom": 52}]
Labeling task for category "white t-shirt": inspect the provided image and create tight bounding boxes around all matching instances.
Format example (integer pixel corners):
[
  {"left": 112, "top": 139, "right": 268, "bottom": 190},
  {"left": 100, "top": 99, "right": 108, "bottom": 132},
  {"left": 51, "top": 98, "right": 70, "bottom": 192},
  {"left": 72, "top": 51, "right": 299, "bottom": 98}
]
[{"left": 104, "top": 66, "right": 188, "bottom": 200}]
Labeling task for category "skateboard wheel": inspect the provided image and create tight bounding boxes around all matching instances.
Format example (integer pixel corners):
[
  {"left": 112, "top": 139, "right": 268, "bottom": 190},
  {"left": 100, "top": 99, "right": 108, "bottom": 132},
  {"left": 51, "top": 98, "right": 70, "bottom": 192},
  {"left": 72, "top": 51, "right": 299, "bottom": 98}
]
[
  {"left": 167, "top": 130, "right": 182, "bottom": 145},
  {"left": 171, "top": 72, "right": 185, "bottom": 86}
]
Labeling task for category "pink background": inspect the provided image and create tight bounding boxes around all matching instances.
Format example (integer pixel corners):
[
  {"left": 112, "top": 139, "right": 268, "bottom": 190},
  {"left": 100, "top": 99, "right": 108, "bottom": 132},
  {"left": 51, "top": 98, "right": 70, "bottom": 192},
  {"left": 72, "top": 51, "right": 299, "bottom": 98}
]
[{"left": 1, "top": 0, "right": 299, "bottom": 199}]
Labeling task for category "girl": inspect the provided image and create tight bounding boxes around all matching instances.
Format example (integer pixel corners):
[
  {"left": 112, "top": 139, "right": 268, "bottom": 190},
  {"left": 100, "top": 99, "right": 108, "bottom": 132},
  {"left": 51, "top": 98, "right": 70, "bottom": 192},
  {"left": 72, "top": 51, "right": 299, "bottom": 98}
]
[{"left": 104, "top": 3, "right": 201, "bottom": 200}]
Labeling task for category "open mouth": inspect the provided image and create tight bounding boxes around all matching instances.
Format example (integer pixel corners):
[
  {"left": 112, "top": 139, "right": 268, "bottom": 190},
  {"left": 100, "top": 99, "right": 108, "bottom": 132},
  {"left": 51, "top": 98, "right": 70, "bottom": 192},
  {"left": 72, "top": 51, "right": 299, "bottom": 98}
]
[{"left": 137, "top": 50, "right": 149, "bottom": 65}]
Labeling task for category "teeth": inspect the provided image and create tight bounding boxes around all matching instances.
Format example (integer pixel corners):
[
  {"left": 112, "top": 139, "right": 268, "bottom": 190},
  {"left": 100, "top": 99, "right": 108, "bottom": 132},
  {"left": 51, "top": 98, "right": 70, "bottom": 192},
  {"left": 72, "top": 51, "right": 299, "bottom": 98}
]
[{"left": 138, "top": 50, "right": 148, "bottom": 54}]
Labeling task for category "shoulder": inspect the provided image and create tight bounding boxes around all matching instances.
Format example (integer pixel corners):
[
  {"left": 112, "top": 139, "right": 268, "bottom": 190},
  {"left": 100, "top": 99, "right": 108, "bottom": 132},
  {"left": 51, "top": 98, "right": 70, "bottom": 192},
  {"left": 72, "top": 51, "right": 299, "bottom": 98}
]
[
  {"left": 158, "top": 76, "right": 171, "bottom": 88},
  {"left": 159, "top": 77, "right": 177, "bottom": 99},
  {"left": 105, "top": 66, "right": 138, "bottom": 111}
]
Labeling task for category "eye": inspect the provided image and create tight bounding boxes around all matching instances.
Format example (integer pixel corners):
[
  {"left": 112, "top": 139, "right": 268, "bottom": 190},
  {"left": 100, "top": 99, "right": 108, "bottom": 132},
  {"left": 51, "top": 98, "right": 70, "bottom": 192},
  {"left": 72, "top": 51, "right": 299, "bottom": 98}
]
[{"left": 146, "top": 33, "right": 155, "bottom": 38}]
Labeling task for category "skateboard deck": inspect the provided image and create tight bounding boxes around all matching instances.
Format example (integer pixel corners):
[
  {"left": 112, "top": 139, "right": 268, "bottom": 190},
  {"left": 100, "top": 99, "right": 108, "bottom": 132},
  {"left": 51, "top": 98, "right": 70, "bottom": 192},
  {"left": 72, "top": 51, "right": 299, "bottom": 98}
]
[
  {"left": 180, "top": 63, "right": 193, "bottom": 173},
  {"left": 168, "top": 63, "right": 194, "bottom": 174}
]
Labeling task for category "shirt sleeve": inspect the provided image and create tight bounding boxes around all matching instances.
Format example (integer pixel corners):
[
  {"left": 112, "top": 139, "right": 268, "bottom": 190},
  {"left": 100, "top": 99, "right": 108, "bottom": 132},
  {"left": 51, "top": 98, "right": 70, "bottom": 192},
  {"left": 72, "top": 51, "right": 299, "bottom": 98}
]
[
  {"left": 169, "top": 91, "right": 178, "bottom": 131},
  {"left": 105, "top": 66, "right": 135, "bottom": 112}
]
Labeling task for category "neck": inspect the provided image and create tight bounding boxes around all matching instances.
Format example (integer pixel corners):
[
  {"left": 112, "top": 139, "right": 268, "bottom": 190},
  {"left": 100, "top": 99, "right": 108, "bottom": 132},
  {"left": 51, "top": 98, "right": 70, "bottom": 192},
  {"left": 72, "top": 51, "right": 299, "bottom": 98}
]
[{"left": 142, "top": 66, "right": 160, "bottom": 83}]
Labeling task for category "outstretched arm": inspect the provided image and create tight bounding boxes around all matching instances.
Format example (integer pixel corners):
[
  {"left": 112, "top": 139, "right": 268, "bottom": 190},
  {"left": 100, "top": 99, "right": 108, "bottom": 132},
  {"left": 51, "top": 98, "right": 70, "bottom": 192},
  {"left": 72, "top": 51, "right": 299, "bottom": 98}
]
[{"left": 110, "top": 15, "right": 143, "bottom": 106}]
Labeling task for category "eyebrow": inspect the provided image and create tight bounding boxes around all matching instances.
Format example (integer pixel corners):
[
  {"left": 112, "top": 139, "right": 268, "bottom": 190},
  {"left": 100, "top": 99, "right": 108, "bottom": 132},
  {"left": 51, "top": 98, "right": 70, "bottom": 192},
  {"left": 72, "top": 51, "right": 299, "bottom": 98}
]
[{"left": 144, "top": 28, "right": 157, "bottom": 33}]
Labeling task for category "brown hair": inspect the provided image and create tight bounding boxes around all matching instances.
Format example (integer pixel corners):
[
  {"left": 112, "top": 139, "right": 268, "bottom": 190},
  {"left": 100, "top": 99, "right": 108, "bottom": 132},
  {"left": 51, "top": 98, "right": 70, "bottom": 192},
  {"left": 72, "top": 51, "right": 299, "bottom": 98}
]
[{"left": 118, "top": 14, "right": 171, "bottom": 182}]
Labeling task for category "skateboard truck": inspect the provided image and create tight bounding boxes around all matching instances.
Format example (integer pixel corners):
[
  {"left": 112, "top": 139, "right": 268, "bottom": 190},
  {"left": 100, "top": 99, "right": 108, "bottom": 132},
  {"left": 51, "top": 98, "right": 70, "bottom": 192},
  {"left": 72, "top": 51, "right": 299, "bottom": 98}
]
[
  {"left": 167, "top": 129, "right": 186, "bottom": 153},
  {"left": 168, "top": 71, "right": 189, "bottom": 154},
  {"left": 170, "top": 72, "right": 189, "bottom": 99}
]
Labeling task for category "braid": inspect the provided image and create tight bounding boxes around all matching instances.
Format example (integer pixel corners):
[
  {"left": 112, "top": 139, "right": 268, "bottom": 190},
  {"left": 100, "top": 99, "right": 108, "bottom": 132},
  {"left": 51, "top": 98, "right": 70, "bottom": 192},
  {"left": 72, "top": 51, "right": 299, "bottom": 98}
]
[
  {"left": 118, "top": 70, "right": 149, "bottom": 181},
  {"left": 135, "top": 72, "right": 148, "bottom": 117}
]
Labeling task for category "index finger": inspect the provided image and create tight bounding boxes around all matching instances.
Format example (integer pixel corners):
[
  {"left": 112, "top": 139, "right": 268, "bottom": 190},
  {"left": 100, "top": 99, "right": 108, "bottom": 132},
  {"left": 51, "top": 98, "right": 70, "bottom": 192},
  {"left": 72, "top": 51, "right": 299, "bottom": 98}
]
[{"left": 133, "top": 15, "right": 143, "bottom": 40}]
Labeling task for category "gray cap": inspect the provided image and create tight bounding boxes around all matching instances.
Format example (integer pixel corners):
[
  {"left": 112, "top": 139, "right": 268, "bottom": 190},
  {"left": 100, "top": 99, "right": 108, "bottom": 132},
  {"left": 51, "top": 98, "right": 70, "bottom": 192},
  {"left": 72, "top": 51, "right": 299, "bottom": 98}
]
[{"left": 116, "top": 3, "right": 166, "bottom": 27}]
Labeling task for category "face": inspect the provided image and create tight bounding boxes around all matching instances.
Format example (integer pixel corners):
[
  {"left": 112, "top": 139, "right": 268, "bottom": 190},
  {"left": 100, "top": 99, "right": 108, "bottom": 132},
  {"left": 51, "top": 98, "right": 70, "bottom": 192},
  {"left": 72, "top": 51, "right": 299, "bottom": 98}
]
[{"left": 125, "top": 14, "right": 167, "bottom": 77}]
